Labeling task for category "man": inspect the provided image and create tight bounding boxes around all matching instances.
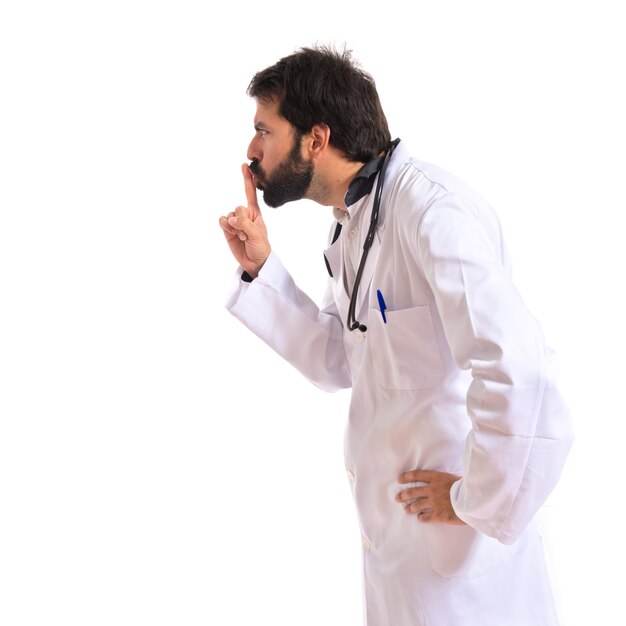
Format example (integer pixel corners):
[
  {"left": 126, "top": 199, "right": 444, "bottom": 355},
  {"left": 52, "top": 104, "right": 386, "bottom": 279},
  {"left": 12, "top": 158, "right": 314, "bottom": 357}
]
[{"left": 219, "top": 46, "right": 573, "bottom": 626}]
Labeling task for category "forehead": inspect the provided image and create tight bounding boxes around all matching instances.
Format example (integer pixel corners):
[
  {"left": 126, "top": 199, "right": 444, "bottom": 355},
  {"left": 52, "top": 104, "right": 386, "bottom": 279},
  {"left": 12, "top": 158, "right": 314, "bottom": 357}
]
[{"left": 254, "top": 97, "right": 288, "bottom": 127}]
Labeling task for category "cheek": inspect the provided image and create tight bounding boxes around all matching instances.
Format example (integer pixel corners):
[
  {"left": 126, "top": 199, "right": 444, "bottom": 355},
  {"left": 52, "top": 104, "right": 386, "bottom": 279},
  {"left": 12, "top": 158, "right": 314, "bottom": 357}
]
[{"left": 262, "top": 154, "right": 281, "bottom": 178}]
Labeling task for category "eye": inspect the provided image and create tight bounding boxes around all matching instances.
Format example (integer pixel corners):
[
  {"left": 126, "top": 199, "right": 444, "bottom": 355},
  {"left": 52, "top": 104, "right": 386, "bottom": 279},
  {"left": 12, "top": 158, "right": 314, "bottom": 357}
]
[{"left": 255, "top": 126, "right": 269, "bottom": 136}]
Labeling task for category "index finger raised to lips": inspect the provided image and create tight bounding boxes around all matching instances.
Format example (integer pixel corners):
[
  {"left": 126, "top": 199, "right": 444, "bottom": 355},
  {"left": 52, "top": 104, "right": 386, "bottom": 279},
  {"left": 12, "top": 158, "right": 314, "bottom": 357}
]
[{"left": 242, "top": 163, "right": 260, "bottom": 212}]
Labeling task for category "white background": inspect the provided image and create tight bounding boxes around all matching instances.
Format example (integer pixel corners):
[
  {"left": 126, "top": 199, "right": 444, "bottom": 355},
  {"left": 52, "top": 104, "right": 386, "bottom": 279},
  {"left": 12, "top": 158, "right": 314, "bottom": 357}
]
[{"left": 1, "top": 1, "right": 624, "bottom": 624}]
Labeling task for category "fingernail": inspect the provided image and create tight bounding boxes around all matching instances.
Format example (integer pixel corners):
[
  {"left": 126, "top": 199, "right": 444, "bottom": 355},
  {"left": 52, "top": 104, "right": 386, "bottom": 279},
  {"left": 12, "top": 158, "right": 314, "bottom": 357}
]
[{"left": 228, "top": 217, "right": 237, "bottom": 226}]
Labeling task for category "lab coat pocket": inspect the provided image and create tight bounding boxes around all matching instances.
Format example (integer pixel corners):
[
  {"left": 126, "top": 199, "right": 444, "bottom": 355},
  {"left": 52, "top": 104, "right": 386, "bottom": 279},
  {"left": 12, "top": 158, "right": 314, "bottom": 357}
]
[
  {"left": 369, "top": 305, "right": 444, "bottom": 390},
  {"left": 423, "top": 524, "right": 517, "bottom": 578}
]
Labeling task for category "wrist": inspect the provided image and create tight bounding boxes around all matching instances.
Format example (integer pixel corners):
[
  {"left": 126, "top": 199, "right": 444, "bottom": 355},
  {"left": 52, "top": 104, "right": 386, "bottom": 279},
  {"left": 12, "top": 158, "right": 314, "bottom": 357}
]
[{"left": 242, "top": 252, "right": 270, "bottom": 282}]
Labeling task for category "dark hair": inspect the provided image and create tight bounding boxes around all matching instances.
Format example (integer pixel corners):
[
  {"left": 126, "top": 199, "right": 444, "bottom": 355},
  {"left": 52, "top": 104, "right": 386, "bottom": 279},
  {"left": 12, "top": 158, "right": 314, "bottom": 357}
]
[{"left": 247, "top": 46, "right": 391, "bottom": 163}]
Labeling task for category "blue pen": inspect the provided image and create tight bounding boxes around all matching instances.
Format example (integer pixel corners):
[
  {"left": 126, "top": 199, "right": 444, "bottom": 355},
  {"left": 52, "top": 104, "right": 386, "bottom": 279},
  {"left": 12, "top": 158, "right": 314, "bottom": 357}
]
[{"left": 376, "top": 289, "right": 387, "bottom": 324}]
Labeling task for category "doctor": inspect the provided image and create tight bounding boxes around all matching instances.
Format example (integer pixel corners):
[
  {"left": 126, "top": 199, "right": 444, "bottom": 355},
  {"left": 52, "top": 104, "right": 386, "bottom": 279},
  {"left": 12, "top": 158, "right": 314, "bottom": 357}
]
[{"left": 219, "top": 46, "right": 573, "bottom": 626}]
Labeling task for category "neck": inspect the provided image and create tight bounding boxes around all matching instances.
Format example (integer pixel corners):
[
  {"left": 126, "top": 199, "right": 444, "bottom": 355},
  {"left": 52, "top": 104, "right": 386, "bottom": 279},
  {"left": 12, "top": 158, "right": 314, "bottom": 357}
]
[{"left": 307, "top": 157, "right": 365, "bottom": 211}]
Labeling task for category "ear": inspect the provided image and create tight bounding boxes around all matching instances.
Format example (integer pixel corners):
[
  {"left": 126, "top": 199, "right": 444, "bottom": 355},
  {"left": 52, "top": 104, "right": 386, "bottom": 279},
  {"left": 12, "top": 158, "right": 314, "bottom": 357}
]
[{"left": 303, "top": 123, "right": 331, "bottom": 162}]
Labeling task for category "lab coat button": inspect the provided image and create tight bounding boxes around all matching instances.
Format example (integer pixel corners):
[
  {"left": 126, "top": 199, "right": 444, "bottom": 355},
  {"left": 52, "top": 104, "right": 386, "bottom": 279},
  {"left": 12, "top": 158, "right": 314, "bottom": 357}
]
[
  {"left": 354, "top": 330, "right": 365, "bottom": 343},
  {"left": 346, "top": 469, "right": 355, "bottom": 481},
  {"left": 362, "top": 537, "right": 371, "bottom": 551},
  {"left": 349, "top": 229, "right": 357, "bottom": 237}
]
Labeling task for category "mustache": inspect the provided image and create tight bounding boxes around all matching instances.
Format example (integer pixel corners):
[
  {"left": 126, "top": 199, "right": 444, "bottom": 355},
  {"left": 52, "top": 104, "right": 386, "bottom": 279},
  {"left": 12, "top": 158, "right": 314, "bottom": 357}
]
[{"left": 249, "top": 159, "right": 263, "bottom": 179}]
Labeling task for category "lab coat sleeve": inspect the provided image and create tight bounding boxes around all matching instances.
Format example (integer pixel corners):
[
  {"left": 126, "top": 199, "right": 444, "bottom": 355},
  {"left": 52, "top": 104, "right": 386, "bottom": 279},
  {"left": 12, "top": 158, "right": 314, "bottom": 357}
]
[
  {"left": 225, "top": 250, "right": 352, "bottom": 392},
  {"left": 416, "top": 194, "right": 573, "bottom": 544}
]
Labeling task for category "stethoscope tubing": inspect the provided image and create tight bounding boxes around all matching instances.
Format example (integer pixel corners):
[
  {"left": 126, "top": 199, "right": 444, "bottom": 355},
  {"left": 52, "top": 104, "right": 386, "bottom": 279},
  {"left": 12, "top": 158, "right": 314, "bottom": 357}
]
[{"left": 347, "top": 139, "right": 399, "bottom": 333}]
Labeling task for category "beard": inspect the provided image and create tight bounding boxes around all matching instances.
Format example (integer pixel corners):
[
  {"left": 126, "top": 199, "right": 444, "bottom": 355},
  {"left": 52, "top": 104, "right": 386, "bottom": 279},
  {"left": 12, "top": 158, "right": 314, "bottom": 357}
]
[{"left": 249, "top": 137, "right": 314, "bottom": 208}]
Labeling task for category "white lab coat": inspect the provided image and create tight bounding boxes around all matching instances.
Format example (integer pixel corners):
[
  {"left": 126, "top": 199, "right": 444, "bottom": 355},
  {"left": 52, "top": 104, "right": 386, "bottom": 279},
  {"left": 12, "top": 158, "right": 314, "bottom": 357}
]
[{"left": 226, "top": 142, "right": 573, "bottom": 625}]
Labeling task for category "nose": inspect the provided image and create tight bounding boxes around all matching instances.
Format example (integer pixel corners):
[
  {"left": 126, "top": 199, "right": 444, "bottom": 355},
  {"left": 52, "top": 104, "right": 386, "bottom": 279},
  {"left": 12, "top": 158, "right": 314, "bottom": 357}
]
[{"left": 247, "top": 135, "right": 262, "bottom": 163}]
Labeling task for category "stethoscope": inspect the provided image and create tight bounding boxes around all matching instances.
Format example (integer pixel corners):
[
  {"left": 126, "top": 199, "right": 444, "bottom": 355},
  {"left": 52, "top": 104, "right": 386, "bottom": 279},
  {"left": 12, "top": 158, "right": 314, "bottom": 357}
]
[{"left": 344, "top": 138, "right": 400, "bottom": 334}]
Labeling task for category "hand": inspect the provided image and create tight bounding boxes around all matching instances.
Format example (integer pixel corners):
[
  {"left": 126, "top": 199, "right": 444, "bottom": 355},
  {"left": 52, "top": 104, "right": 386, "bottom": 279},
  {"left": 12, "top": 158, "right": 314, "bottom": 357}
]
[
  {"left": 219, "top": 163, "right": 271, "bottom": 278},
  {"left": 395, "top": 469, "right": 466, "bottom": 525}
]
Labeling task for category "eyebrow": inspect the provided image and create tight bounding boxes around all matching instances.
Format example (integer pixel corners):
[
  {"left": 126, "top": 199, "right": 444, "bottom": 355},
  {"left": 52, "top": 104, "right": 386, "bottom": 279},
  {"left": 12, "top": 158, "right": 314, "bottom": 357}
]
[{"left": 254, "top": 122, "right": 268, "bottom": 131}]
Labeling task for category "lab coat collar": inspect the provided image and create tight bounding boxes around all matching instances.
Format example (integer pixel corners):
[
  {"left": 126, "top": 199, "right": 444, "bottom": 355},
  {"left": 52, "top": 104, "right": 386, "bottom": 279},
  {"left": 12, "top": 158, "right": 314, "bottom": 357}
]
[
  {"left": 335, "top": 139, "right": 407, "bottom": 226},
  {"left": 343, "top": 139, "right": 409, "bottom": 229},
  {"left": 344, "top": 154, "right": 387, "bottom": 208}
]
